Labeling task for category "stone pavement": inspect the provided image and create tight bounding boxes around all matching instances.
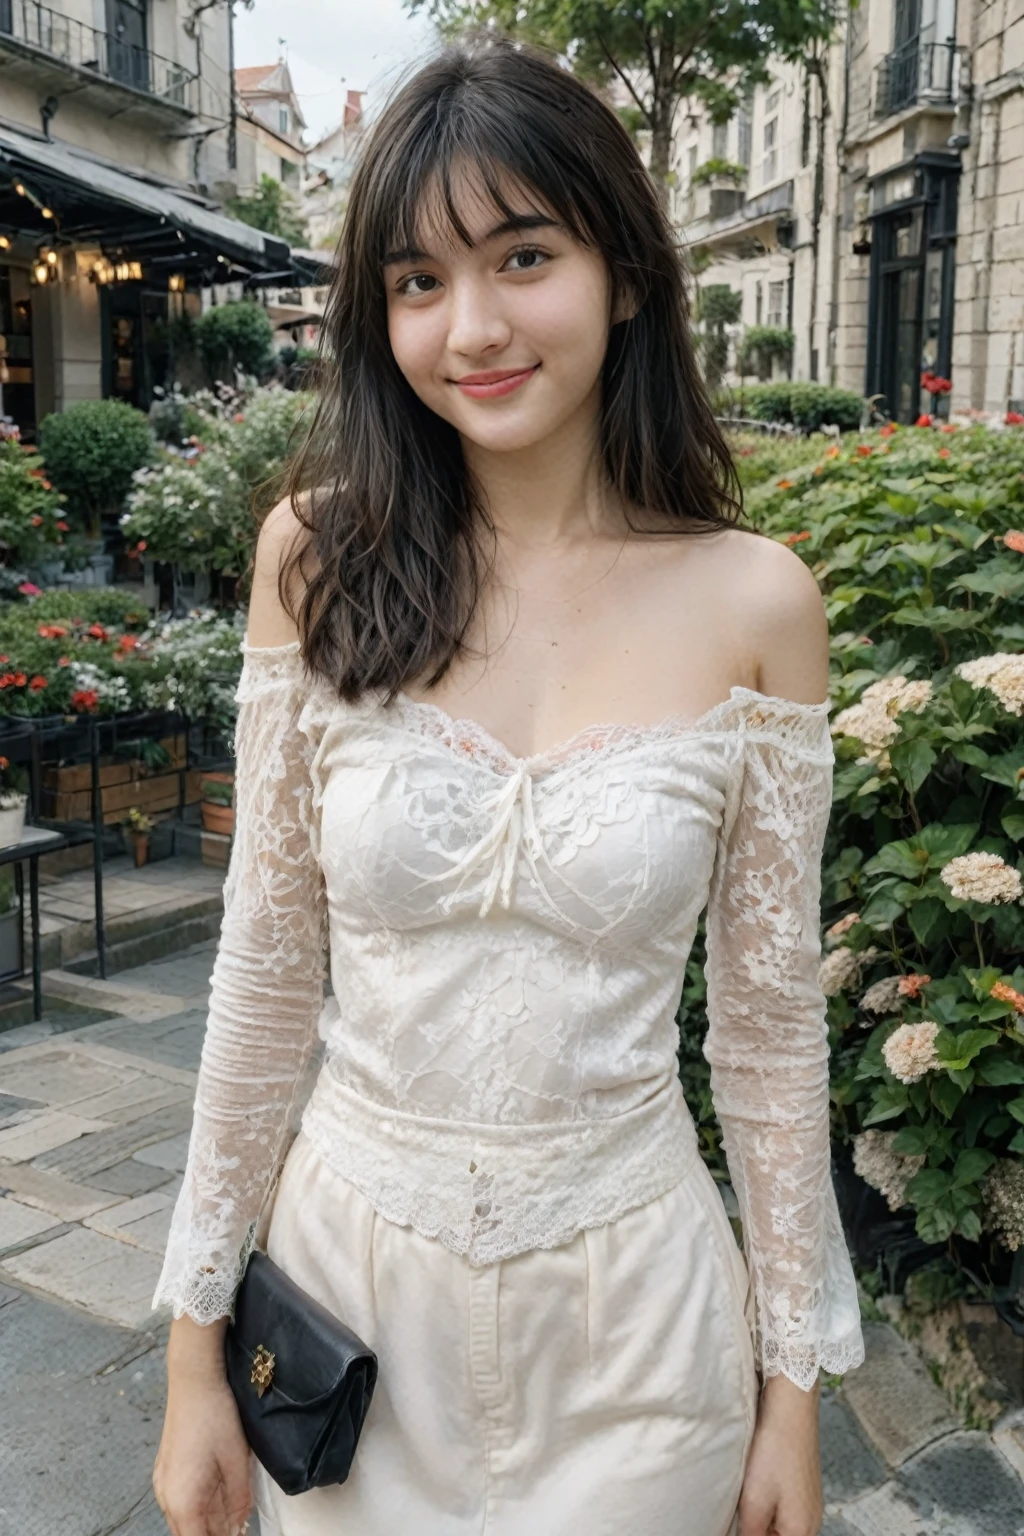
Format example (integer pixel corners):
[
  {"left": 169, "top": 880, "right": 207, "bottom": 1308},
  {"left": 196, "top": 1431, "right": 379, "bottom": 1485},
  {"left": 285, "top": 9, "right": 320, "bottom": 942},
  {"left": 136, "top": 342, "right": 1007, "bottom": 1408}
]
[{"left": 3, "top": 936, "right": 1024, "bottom": 1534}]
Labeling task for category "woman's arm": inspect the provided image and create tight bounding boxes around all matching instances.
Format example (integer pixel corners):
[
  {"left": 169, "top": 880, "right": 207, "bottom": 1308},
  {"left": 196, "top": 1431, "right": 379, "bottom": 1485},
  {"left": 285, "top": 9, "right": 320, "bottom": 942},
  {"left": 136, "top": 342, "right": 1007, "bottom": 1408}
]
[
  {"left": 153, "top": 501, "right": 327, "bottom": 1536},
  {"left": 702, "top": 543, "right": 865, "bottom": 1535}
]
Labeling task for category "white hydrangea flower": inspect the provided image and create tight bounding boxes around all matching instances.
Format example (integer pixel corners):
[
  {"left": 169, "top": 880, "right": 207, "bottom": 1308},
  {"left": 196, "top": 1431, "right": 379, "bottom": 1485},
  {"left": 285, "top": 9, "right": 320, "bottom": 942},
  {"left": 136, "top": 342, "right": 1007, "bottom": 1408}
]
[
  {"left": 956, "top": 653, "right": 1024, "bottom": 716},
  {"left": 852, "top": 1130, "right": 927, "bottom": 1212},
  {"left": 982, "top": 1159, "right": 1024, "bottom": 1251},
  {"left": 831, "top": 674, "right": 933, "bottom": 763},
  {"left": 860, "top": 975, "right": 904, "bottom": 1017},
  {"left": 818, "top": 945, "right": 880, "bottom": 997},
  {"left": 939, "top": 851, "right": 1023, "bottom": 904},
  {"left": 882, "top": 1020, "right": 941, "bottom": 1083}
]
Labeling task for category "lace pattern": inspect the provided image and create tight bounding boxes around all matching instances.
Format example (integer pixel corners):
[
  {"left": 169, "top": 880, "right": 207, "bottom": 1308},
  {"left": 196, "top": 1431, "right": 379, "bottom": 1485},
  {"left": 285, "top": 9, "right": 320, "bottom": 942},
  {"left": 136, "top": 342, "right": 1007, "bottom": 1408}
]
[{"left": 152, "top": 638, "right": 866, "bottom": 1392}]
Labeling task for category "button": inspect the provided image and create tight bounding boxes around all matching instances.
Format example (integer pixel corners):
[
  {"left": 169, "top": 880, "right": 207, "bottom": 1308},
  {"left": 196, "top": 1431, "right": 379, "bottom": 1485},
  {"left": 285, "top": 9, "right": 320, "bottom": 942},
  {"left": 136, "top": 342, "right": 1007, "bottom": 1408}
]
[
  {"left": 469, "top": 1160, "right": 477, "bottom": 1173},
  {"left": 474, "top": 1201, "right": 491, "bottom": 1217}
]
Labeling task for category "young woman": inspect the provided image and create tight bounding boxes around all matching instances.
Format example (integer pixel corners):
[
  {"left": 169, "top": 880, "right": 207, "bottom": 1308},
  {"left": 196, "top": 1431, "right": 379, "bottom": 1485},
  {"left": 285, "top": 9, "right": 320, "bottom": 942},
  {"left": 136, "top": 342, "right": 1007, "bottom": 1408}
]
[{"left": 152, "top": 35, "right": 864, "bottom": 1536}]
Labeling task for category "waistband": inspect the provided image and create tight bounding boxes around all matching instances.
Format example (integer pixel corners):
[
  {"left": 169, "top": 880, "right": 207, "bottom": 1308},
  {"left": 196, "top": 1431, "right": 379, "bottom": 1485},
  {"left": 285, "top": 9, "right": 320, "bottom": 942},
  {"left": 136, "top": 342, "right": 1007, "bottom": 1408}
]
[{"left": 300, "top": 1061, "right": 701, "bottom": 1266}]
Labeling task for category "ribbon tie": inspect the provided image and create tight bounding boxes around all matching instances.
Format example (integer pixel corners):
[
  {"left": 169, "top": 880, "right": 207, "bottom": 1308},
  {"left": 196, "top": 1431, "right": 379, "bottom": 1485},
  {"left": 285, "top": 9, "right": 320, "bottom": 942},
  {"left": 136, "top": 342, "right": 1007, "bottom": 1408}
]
[{"left": 420, "top": 761, "right": 546, "bottom": 917}]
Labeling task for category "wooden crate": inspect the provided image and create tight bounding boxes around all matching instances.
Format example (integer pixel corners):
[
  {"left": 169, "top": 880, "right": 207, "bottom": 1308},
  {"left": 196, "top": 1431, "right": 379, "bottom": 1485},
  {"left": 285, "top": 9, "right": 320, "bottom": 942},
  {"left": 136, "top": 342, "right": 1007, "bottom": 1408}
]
[
  {"left": 52, "top": 767, "right": 206, "bottom": 826},
  {"left": 43, "top": 734, "right": 188, "bottom": 795}
]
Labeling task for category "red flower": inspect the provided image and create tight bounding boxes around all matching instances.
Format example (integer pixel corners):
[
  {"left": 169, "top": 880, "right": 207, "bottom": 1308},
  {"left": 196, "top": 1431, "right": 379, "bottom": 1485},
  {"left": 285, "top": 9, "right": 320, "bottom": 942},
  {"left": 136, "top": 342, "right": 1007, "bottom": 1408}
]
[
  {"left": 29, "top": 675, "right": 47, "bottom": 691},
  {"left": 915, "top": 414, "right": 933, "bottom": 428},
  {"left": 115, "top": 633, "right": 139, "bottom": 651},
  {"left": 939, "top": 423, "right": 957, "bottom": 434},
  {"left": 56, "top": 519, "right": 69, "bottom": 532},
  {"left": 30, "top": 515, "right": 43, "bottom": 527},
  {"left": 232, "top": 413, "right": 245, "bottom": 423},
  {"left": 17, "top": 581, "right": 41, "bottom": 596},
  {"left": 70, "top": 688, "right": 99, "bottom": 713},
  {"left": 879, "top": 423, "right": 897, "bottom": 437},
  {"left": 938, "top": 447, "right": 951, "bottom": 459},
  {"left": 824, "top": 445, "right": 841, "bottom": 459},
  {"left": 57, "top": 656, "right": 70, "bottom": 667},
  {"left": 0, "top": 675, "right": 13, "bottom": 689},
  {"left": 777, "top": 478, "right": 795, "bottom": 489},
  {"left": 87, "top": 623, "right": 109, "bottom": 641},
  {"left": 856, "top": 444, "right": 873, "bottom": 457},
  {"left": 1007, "top": 411, "right": 1024, "bottom": 426},
  {"left": 12, "top": 673, "right": 26, "bottom": 687},
  {"left": 37, "top": 624, "right": 67, "bottom": 639}
]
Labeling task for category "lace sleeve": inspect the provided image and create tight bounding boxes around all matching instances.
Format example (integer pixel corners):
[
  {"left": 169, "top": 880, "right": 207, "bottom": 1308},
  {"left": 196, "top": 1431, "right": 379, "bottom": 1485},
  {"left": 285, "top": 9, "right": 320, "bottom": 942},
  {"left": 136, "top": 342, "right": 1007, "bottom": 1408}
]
[
  {"left": 701, "top": 693, "right": 865, "bottom": 1392},
  {"left": 151, "top": 640, "right": 331, "bottom": 1326}
]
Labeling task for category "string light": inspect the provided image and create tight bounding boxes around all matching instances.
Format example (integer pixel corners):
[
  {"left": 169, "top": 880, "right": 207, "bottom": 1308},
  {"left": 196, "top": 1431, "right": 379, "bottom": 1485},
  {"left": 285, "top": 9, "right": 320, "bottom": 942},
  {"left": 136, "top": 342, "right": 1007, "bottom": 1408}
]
[
  {"left": 13, "top": 183, "right": 25, "bottom": 196},
  {"left": 168, "top": 272, "right": 186, "bottom": 292},
  {"left": 0, "top": 235, "right": 11, "bottom": 251},
  {"left": 41, "top": 207, "right": 53, "bottom": 220},
  {"left": 44, "top": 249, "right": 57, "bottom": 265},
  {"left": 32, "top": 260, "right": 51, "bottom": 284}
]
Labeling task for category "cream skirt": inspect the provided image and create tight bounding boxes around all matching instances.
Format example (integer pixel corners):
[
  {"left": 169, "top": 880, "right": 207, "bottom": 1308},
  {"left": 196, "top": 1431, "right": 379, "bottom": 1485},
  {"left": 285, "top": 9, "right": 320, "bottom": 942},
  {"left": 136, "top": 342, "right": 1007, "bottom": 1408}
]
[{"left": 250, "top": 1129, "right": 760, "bottom": 1536}]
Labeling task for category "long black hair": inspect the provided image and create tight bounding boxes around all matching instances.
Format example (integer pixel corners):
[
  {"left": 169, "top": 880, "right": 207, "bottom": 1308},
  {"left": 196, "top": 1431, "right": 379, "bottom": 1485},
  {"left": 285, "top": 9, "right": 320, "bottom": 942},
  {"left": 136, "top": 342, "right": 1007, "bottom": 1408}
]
[{"left": 281, "top": 32, "right": 744, "bottom": 701}]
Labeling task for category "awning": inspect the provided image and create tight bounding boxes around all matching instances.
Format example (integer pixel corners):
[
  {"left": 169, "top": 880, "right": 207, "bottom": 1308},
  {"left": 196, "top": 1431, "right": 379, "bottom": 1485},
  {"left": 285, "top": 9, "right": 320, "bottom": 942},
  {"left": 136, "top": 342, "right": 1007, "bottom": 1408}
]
[{"left": 0, "top": 122, "right": 295, "bottom": 277}]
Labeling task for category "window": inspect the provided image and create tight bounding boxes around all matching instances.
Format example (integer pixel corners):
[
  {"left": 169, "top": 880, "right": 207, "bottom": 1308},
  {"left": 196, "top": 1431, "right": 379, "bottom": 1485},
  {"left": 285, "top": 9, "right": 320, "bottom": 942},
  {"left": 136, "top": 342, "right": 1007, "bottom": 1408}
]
[
  {"left": 755, "top": 281, "right": 763, "bottom": 325},
  {"left": 767, "top": 280, "right": 786, "bottom": 328},
  {"left": 279, "top": 105, "right": 289, "bottom": 134},
  {"left": 762, "top": 112, "right": 779, "bottom": 186},
  {"left": 712, "top": 121, "right": 729, "bottom": 159},
  {"left": 737, "top": 106, "right": 752, "bottom": 168}
]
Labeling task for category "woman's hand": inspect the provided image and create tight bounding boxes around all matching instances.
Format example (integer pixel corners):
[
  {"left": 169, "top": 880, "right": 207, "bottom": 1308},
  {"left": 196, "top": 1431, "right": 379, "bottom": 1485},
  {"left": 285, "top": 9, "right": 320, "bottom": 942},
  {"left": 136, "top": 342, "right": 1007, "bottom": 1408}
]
[
  {"left": 153, "top": 1316, "right": 253, "bottom": 1536},
  {"left": 738, "top": 1372, "right": 824, "bottom": 1536}
]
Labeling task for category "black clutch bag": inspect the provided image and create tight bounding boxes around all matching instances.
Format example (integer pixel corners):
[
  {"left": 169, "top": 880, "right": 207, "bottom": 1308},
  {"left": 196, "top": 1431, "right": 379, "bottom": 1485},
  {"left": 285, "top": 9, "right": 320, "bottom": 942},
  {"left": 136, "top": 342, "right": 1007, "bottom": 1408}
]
[{"left": 224, "top": 1247, "right": 378, "bottom": 1497}]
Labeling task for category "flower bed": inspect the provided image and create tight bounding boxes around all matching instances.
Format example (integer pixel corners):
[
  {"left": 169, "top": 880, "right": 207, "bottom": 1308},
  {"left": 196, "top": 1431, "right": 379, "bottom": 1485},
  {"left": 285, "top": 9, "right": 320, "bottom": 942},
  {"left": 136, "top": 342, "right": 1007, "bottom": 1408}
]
[
  {"left": 684, "top": 421, "right": 1024, "bottom": 1293},
  {"left": 0, "top": 593, "right": 244, "bottom": 727}
]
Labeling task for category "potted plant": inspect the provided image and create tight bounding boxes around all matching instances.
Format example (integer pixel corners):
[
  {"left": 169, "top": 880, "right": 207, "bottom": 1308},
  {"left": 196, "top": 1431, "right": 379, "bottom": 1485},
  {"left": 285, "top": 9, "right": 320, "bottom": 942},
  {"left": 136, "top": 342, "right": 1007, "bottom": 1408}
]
[
  {"left": 0, "top": 754, "right": 29, "bottom": 847},
  {"left": 200, "top": 772, "right": 234, "bottom": 835},
  {"left": 121, "top": 805, "right": 153, "bottom": 866}
]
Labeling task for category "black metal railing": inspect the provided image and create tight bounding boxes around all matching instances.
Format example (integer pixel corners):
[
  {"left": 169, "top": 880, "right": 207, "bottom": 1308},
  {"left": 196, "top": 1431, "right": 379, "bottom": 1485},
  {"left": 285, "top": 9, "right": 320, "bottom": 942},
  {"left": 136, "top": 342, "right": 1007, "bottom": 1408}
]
[
  {"left": 875, "top": 29, "right": 960, "bottom": 117},
  {"left": 0, "top": 0, "right": 197, "bottom": 110}
]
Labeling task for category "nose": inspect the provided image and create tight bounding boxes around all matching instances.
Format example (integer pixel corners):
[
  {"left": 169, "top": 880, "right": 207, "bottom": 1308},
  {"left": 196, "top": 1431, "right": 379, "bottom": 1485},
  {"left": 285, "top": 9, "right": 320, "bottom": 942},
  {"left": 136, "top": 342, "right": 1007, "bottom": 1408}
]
[{"left": 445, "top": 274, "right": 511, "bottom": 360}]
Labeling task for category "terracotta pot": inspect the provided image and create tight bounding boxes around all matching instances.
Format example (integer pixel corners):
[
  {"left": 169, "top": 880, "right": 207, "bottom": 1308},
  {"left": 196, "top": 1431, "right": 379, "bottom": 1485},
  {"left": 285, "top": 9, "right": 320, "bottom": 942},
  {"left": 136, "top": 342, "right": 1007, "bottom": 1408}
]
[
  {"left": 129, "top": 830, "right": 150, "bottom": 867},
  {"left": 0, "top": 794, "right": 27, "bottom": 850},
  {"left": 201, "top": 801, "right": 235, "bottom": 836}
]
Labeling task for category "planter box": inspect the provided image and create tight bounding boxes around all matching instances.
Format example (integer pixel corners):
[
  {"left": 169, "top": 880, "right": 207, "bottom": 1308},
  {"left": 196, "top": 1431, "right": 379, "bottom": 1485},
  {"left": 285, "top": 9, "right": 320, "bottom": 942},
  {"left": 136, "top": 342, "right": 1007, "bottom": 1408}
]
[
  {"left": 43, "top": 732, "right": 187, "bottom": 795},
  {"left": 51, "top": 767, "right": 206, "bottom": 826}
]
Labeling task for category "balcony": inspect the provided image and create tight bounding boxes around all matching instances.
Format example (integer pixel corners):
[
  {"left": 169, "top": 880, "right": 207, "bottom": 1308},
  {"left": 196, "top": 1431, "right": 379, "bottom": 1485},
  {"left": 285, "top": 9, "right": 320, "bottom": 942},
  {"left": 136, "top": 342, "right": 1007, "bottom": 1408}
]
[
  {"left": 874, "top": 28, "right": 962, "bottom": 118},
  {"left": 0, "top": 0, "right": 197, "bottom": 118}
]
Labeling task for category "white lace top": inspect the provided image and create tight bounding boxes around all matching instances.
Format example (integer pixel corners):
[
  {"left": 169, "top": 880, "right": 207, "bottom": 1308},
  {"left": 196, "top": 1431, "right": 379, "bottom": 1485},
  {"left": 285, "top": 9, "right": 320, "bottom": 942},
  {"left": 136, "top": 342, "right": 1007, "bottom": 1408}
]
[{"left": 152, "top": 638, "right": 865, "bottom": 1392}]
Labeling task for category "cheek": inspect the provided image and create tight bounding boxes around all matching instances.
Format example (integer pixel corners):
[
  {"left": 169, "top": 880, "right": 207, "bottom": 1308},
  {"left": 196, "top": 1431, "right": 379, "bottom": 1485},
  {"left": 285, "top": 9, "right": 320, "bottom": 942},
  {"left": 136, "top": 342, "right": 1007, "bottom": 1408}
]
[
  {"left": 519, "top": 268, "right": 610, "bottom": 377},
  {"left": 386, "top": 307, "right": 447, "bottom": 398}
]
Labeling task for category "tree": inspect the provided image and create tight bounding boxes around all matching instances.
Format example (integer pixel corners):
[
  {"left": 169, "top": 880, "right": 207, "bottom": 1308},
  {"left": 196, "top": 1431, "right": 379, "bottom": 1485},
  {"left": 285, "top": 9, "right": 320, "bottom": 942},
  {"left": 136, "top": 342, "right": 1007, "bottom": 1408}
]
[
  {"left": 193, "top": 302, "right": 275, "bottom": 383},
  {"left": 407, "top": 0, "right": 843, "bottom": 193},
  {"left": 226, "top": 174, "right": 309, "bottom": 248}
]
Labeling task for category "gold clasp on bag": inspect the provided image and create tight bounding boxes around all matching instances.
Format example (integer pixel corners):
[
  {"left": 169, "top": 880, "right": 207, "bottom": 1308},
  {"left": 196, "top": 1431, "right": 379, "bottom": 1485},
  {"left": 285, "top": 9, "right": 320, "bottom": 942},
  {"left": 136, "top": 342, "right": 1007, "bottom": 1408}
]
[{"left": 250, "top": 1344, "right": 275, "bottom": 1397}]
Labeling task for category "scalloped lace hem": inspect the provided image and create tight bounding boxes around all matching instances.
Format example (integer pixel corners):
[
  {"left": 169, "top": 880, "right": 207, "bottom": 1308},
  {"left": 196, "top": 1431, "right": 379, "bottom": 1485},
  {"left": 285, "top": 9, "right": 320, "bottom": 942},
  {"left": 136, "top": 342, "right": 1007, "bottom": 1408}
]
[{"left": 761, "top": 1331, "right": 867, "bottom": 1393}]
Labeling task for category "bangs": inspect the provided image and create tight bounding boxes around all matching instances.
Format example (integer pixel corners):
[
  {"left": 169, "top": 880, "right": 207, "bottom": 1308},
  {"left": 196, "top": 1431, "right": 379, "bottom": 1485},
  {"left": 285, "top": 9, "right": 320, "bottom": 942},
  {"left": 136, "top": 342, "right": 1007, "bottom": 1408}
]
[{"left": 369, "top": 80, "right": 598, "bottom": 267}]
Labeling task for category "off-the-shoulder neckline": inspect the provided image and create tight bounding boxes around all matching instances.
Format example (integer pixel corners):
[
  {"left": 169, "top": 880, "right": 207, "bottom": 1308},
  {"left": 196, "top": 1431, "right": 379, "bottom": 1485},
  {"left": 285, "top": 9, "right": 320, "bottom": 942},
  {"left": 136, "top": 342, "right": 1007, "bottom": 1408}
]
[{"left": 239, "top": 636, "right": 831, "bottom": 773}]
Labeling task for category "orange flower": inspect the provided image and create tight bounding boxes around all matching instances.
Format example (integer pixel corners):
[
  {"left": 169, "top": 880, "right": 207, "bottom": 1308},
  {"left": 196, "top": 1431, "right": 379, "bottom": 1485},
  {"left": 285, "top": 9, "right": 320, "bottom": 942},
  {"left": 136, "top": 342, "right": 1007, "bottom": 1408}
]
[
  {"left": 939, "top": 423, "right": 957, "bottom": 434},
  {"left": 777, "top": 478, "right": 795, "bottom": 489},
  {"left": 897, "top": 973, "right": 931, "bottom": 1000},
  {"left": 87, "top": 623, "right": 109, "bottom": 641},
  {"left": 70, "top": 688, "right": 99, "bottom": 712},
  {"left": 813, "top": 465, "right": 824, "bottom": 475},
  {"left": 938, "top": 447, "right": 951, "bottom": 459},
  {"left": 856, "top": 444, "right": 873, "bottom": 457},
  {"left": 57, "top": 655, "right": 70, "bottom": 667},
  {"left": 30, "top": 514, "right": 43, "bottom": 526},
  {"left": 879, "top": 423, "right": 897, "bottom": 438},
  {"left": 233, "top": 412, "right": 246, "bottom": 423},
  {"left": 825, "top": 445, "right": 841, "bottom": 459},
  {"left": 0, "top": 755, "right": 7, "bottom": 768},
  {"left": 116, "top": 633, "right": 139, "bottom": 651},
  {"left": 1003, "top": 530, "right": 1024, "bottom": 553},
  {"left": 784, "top": 530, "right": 811, "bottom": 546},
  {"left": 37, "top": 624, "right": 67, "bottom": 639},
  {"left": 28, "top": 675, "right": 47, "bottom": 691},
  {"left": 991, "top": 980, "right": 1024, "bottom": 1014}
]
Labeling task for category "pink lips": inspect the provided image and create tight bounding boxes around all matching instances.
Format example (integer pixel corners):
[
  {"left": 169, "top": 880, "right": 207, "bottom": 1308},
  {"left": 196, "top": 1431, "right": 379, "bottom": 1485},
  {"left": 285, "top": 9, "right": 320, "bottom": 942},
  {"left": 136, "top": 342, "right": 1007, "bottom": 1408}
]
[{"left": 453, "top": 364, "right": 540, "bottom": 398}]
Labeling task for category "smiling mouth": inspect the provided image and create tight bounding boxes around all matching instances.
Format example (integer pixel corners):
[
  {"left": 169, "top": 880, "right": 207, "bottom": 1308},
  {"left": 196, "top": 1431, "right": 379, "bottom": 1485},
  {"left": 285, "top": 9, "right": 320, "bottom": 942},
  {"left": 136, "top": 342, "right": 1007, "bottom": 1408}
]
[{"left": 452, "top": 364, "right": 540, "bottom": 399}]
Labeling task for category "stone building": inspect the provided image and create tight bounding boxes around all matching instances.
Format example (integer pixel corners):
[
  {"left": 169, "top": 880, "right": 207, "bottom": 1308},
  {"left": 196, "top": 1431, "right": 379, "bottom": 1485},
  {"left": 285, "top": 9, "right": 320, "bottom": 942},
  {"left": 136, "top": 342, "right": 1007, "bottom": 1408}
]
[
  {"left": 676, "top": 0, "right": 1022, "bottom": 423},
  {"left": 0, "top": 0, "right": 307, "bottom": 436},
  {"left": 234, "top": 60, "right": 307, "bottom": 198}
]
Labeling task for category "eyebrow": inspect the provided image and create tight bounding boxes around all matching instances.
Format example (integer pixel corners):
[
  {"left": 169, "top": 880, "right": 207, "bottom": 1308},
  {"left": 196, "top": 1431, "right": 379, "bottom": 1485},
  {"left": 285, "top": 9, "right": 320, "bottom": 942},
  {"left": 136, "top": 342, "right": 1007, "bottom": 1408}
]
[{"left": 382, "top": 212, "right": 561, "bottom": 267}]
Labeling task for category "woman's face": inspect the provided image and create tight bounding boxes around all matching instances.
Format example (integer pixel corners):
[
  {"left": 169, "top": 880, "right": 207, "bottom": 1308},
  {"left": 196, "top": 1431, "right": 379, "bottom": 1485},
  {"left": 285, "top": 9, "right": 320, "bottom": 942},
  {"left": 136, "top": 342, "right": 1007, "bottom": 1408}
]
[{"left": 383, "top": 168, "right": 618, "bottom": 456}]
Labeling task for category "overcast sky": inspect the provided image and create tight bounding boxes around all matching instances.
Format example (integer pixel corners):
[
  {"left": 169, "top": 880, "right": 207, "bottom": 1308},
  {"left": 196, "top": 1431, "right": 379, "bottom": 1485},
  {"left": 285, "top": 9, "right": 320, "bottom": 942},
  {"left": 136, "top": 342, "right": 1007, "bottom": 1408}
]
[{"left": 234, "top": 0, "right": 438, "bottom": 144}]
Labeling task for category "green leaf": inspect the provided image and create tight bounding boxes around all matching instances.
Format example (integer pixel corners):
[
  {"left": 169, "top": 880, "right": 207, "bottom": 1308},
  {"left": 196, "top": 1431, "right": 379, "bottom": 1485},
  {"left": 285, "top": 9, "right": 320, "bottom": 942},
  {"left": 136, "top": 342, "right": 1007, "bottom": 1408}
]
[
  {"left": 936, "top": 1028, "right": 1001, "bottom": 1069},
  {"left": 906, "top": 1166, "right": 953, "bottom": 1203},
  {"left": 863, "top": 1084, "right": 911, "bottom": 1125},
  {"left": 907, "top": 897, "right": 949, "bottom": 947},
  {"left": 917, "top": 1204, "right": 957, "bottom": 1243},
  {"left": 1009, "top": 1128, "right": 1024, "bottom": 1154},
  {"left": 975, "top": 1056, "right": 1024, "bottom": 1086},
  {"left": 892, "top": 1125, "right": 932, "bottom": 1155},
  {"left": 950, "top": 743, "right": 990, "bottom": 768},
  {"left": 980, "top": 751, "right": 1024, "bottom": 789},
  {"left": 952, "top": 1147, "right": 996, "bottom": 1186},
  {"left": 864, "top": 841, "right": 929, "bottom": 880},
  {"left": 890, "top": 739, "right": 937, "bottom": 793},
  {"left": 956, "top": 1207, "right": 983, "bottom": 1242},
  {"left": 954, "top": 566, "right": 1024, "bottom": 600},
  {"left": 915, "top": 824, "right": 980, "bottom": 865},
  {"left": 930, "top": 1076, "right": 964, "bottom": 1118},
  {"left": 1007, "top": 1095, "right": 1024, "bottom": 1126},
  {"left": 860, "top": 890, "right": 908, "bottom": 928},
  {"left": 1003, "top": 807, "right": 1024, "bottom": 843}
]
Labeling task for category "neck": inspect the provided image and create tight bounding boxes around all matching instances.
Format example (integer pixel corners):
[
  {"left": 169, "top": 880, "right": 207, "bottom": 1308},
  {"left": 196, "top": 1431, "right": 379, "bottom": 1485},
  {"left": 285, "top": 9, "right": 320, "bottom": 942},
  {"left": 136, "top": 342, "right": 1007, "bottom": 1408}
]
[{"left": 461, "top": 388, "right": 622, "bottom": 548}]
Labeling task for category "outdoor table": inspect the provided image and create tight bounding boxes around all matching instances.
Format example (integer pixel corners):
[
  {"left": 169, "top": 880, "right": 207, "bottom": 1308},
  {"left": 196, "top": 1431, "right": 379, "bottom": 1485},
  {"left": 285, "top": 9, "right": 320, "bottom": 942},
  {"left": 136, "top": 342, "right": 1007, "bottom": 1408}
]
[{"left": 0, "top": 824, "right": 70, "bottom": 1022}]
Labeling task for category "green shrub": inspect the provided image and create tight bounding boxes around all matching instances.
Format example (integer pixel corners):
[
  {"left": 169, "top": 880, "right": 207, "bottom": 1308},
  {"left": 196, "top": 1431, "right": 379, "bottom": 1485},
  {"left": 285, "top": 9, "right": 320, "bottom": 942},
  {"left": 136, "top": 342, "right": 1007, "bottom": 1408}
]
[
  {"left": 193, "top": 302, "right": 275, "bottom": 384},
  {"left": 743, "top": 381, "right": 864, "bottom": 432},
  {"left": 38, "top": 400, "right": 154, "bottom": 535},
  {"left": 0, "top": 436, "right": 69, "bottom": 567},
  {"left": 681, "top": 421, "right": 1024, "bottom": 1292},
  {"left": 691, "top": 158, "right": 748, "bottom": 188},
  {"left": 737, "top": 326, "right": 795, "bottom": 380}
]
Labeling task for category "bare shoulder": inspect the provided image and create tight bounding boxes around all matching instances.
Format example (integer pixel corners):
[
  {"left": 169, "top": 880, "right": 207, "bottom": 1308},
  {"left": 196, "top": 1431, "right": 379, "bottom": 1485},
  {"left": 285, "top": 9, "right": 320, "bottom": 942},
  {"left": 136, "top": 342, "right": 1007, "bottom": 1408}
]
[
  {"left": 670, "top": 525, "right": 829, "bottom": 705},
  {"left": 724, "top": 527, "right": 829, "bottom": 704},
  {"left": 246, "top": 492, "right": 317, "bottom": 647}
]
